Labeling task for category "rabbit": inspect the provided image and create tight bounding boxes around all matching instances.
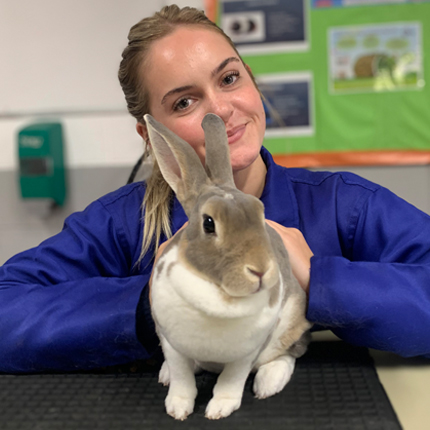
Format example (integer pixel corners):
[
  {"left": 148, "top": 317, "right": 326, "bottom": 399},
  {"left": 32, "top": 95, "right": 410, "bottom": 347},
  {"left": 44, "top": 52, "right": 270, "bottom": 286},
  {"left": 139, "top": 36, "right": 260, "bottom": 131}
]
[{"left": 144, "top": 113, "right": 312, "bottom": 421}]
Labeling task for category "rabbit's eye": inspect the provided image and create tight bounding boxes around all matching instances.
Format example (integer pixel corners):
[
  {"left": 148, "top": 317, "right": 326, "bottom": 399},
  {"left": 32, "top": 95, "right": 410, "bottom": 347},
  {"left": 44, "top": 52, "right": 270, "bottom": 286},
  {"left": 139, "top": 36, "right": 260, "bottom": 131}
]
[{"left": 203, "top": 215, "right": 216, "bottom": 234}]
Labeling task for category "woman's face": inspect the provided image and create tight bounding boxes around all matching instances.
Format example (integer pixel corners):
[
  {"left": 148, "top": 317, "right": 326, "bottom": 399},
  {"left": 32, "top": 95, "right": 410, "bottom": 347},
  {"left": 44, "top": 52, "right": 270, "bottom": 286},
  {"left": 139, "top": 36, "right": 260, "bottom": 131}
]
[{"left": 141, "top": 26, "right": 266, "bottom": 173}]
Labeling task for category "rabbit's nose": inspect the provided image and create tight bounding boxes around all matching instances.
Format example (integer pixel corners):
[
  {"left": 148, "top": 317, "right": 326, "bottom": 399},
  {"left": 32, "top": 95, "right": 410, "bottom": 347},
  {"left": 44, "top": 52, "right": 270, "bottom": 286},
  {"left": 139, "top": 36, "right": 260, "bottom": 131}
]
[{"left": 247, "top": 268, "right": 265, "bottom": 279}]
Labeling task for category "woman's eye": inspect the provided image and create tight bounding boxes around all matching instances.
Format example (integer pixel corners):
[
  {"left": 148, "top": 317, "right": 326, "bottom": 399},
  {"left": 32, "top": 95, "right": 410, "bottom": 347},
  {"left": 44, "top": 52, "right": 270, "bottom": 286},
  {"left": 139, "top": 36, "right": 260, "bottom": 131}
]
[
  {"left": 173, "top": 97, "right": 193, "bottom": 111},
  {"left": 222, "top": 72, "right": 239, "bottom": 86}
]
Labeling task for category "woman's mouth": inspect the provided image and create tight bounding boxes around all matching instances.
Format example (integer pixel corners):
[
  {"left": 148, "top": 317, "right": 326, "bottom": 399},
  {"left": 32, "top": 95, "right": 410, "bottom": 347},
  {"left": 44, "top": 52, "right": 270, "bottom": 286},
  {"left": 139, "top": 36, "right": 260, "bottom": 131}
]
[{"left": 227, "top": 124, "right": 246, "bottom": 145}]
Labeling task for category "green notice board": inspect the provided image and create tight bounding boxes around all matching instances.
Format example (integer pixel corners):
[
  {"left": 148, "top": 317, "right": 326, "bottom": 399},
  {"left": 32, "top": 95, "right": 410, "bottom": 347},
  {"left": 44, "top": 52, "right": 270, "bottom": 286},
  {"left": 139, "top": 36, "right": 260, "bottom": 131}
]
[{"left": 218, "top": 0, "right": 430, "bottom": 165}]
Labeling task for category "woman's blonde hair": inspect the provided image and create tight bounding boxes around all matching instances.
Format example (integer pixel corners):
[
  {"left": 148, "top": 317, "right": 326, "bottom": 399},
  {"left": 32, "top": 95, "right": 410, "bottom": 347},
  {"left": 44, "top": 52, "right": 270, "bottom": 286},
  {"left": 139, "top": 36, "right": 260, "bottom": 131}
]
[{"left": 118, "top": 4, "right": 258, "bottom": 263}]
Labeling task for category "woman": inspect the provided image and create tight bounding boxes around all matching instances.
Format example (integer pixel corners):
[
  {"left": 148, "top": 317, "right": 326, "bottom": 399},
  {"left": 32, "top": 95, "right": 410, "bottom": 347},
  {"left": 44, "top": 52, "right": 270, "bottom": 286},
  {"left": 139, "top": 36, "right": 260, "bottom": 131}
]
[{"left": 0, "top": 5, "right": 429, "bottom": 373}]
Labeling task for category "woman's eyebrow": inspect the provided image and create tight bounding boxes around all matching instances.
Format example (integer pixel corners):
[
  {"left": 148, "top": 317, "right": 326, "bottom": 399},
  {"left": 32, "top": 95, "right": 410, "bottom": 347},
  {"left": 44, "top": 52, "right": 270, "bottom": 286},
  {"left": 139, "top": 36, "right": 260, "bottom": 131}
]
[
  {"left": 160, "top": 57, "right": 240, "bottom": 105},
  {"left": 161, "top": 85, "right": 194, "bottom": 105},
  {"left": 211, "top": 56, "right": 240, "bottom": 77}
]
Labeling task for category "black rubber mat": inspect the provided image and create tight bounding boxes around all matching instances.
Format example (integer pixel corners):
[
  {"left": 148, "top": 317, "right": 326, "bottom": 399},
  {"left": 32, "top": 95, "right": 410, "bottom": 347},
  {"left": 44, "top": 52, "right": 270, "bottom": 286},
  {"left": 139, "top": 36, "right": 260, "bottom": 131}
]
[{"left": 0, "top": 341, "right": 401, "bottom": 429}]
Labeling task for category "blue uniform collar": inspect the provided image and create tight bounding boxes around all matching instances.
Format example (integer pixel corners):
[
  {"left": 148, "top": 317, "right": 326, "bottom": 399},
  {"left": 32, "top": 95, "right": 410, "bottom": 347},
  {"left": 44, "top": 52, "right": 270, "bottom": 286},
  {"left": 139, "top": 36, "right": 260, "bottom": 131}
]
[{"left": 259, "top": 146, "right": 299, "bottom": 229}]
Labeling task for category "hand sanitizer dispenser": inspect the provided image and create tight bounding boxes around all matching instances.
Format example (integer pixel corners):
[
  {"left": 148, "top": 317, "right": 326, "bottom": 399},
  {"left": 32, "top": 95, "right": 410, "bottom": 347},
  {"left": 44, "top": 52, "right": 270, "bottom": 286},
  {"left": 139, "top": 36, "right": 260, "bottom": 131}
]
[{"left": 18, "top": 122, "right": 67, "bottom": 207}]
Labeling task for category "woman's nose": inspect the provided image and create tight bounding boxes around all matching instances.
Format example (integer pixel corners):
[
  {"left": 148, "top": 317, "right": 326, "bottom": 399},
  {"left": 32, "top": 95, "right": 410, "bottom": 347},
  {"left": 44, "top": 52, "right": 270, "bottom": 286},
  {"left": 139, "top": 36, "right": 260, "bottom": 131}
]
[{"left": 206, "top": 92, "right": 233, "bottom": 123}]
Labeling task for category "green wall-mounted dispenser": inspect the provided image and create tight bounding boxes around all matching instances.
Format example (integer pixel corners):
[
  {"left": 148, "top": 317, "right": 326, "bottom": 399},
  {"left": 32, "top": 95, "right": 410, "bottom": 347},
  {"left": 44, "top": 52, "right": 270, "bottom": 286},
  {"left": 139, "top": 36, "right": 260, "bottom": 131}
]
[{"left": 17, "top": 122, "right": 66, "bottom": 207}]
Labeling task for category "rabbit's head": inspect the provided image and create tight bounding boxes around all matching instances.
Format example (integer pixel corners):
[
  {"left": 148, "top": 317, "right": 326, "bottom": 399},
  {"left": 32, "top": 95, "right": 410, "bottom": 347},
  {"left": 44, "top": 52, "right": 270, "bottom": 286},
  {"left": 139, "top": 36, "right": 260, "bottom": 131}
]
[{"left": 144, "top": 113, "right": 281, "bottom": 298}]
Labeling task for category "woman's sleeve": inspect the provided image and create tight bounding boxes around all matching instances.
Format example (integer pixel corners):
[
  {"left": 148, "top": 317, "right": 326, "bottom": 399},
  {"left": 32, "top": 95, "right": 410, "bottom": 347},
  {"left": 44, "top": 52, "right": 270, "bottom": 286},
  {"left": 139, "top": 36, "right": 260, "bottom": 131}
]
[
  {"left": 307, "top": 187, "right": 430, "bottom": 358},
  {"left": 0, "top": 198, "right": 157, "bottom": 373}
]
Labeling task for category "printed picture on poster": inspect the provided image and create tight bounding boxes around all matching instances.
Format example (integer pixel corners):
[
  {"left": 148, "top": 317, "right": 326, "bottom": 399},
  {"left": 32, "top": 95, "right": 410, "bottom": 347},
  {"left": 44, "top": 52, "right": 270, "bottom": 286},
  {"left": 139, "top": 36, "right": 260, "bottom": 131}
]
[
  {"left": 329, "top": 22, "right": 424, "bottom": 93},
  {"left": 220, "top": 0, "right": 308, "bottom": 54},
  {"left": 256, "top": 72, "right": 314, "bottom": 138}
]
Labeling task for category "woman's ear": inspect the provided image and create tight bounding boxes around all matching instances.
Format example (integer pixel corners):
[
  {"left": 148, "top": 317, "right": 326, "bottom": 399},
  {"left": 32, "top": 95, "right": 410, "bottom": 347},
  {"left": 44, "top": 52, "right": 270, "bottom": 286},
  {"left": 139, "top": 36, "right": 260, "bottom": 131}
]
[{"left": 136, "top": 122, "right": 149, "bottom": 143}]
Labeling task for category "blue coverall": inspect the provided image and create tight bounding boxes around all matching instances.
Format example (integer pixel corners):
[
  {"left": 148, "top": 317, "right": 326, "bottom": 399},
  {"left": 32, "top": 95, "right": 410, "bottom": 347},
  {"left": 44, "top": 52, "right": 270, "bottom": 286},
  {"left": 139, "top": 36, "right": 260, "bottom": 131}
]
[{"left": 1, "top": 147, "right": 429, "bottom": 372}]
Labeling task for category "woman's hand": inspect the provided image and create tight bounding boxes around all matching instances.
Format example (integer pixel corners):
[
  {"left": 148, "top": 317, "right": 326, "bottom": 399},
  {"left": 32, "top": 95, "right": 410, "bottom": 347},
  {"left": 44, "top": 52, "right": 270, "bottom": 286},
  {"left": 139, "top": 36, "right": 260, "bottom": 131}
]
[{"left": 265, "top": 220, "right": 313, "bottom": 295}]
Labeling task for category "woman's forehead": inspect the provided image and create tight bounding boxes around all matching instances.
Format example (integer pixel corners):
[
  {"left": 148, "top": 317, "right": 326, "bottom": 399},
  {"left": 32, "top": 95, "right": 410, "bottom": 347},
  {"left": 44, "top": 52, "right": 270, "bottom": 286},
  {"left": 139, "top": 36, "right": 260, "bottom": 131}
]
[
  {"left": 143, "top": 27, "right": 241, "bottom": 102},
  {"left": 146, "top": 27, "right": 238, "bottom": 72}
]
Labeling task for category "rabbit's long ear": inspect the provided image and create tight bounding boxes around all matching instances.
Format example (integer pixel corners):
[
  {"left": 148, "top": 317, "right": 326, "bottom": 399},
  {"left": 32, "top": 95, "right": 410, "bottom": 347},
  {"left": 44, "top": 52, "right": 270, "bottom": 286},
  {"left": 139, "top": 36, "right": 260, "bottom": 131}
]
[
  {"left": 144, "top": 114, "right": 208, "bottom": 214},
  {"left": 201, "top": 114, "right": 235, "bottom": 189}
]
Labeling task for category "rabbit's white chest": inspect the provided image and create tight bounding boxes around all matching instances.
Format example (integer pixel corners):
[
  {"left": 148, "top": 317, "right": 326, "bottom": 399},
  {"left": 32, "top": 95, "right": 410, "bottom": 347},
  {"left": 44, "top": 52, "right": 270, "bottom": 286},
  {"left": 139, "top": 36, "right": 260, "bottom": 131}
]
[{"left": 151, "top": 245, "right": 281, "bottom": 363}]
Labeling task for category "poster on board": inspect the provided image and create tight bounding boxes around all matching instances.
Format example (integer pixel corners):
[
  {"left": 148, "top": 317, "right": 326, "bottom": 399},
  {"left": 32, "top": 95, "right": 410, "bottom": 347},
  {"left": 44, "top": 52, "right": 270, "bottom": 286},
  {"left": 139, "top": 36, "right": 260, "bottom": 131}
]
[
  {"left": 220, "top": 0, "right": 308, "bottom": 54},
  {"left": 257, "top": 72, "right": 314, "bottom": 138},
  {"left": 312, "top": 0, "right": 430, "bottom": 8},
  {"left": 329, "top": 22, "right": 424, "bottom": 93}
]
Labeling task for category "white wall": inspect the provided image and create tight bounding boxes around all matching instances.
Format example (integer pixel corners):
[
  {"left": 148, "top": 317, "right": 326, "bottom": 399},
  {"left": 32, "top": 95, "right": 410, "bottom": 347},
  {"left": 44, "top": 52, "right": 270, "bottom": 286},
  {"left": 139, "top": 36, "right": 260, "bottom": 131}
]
[{"left": 0, "top": 0, "right": 167, "bottom": 170}]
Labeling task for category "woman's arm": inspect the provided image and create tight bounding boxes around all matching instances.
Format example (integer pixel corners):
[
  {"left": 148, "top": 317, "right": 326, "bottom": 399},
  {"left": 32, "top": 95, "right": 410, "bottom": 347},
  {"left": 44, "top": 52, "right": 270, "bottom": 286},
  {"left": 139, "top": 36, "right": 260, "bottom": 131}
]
[
  {"left": 268, "top": 181, "right": 430, "bottom": 358},
  {"left": 0, "top": 195, "right": 155, "bottom": 373},
  {"left": 307, "top": 187, "right": 430, "bottom": 357}
]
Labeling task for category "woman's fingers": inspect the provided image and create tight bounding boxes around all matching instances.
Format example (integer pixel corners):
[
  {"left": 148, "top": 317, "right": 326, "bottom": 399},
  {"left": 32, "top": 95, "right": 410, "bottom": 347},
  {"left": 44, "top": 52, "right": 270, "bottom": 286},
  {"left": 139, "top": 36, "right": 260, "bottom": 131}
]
[{"left": 265, "top": 220, "right": 313, "bottom": 295}]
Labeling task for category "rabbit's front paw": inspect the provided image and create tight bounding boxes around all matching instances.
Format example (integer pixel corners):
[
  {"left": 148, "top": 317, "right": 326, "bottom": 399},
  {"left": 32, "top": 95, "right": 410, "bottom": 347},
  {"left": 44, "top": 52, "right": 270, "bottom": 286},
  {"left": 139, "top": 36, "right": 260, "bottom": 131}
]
[
  {"left": 158, "top": 361, "right": 170, "bottom": 386},
  {"left": 165, "top": 394, "right": 194, "bottom": 420},
  {"left": 253, "top": 355, "right": 295, "bottom": 399},
  {"left": 205, "top": 396, "right": 241, "bottom": 420}
]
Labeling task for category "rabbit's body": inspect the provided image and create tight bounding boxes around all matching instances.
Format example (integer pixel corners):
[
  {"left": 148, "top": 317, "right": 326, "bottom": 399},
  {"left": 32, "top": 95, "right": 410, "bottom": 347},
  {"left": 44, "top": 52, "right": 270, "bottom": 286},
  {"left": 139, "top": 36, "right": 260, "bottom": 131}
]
[
  {"left": 152, "top": 229, "right": 286, "bottom": 367},
  {"left": 144, "top": 113, "right": 311, "bottom": 420}
]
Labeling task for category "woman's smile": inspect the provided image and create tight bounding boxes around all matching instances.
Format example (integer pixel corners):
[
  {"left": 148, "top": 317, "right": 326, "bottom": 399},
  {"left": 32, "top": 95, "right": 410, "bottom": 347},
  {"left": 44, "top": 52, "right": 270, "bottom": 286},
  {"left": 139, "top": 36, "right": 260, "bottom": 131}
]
[{"left": 227, "top": 123, "right": 247, "bottom": 145}]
